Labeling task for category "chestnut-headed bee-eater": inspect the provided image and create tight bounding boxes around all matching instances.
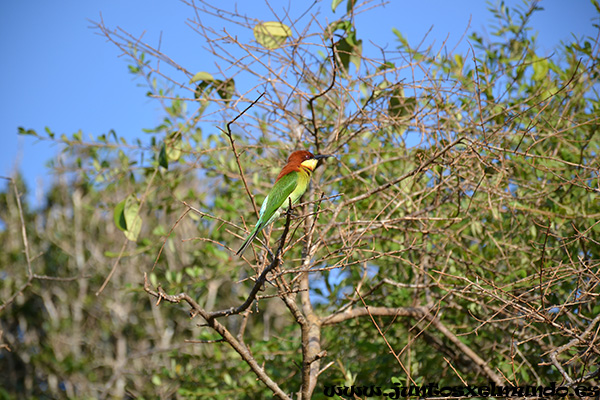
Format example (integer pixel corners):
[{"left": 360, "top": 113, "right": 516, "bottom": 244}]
[{"left": 236, "top": 150, "right": 332, "bottom": 256}]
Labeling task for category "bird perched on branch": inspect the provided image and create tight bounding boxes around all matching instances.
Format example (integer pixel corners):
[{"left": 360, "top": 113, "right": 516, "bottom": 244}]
[{"left": 236, "top": 150, "right": 332, "bottom": 256}]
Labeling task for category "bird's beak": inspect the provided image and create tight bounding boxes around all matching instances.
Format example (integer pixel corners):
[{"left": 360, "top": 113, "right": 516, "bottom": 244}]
[{"left": 314, "top": 154, "right": 334, "bottom": 160}]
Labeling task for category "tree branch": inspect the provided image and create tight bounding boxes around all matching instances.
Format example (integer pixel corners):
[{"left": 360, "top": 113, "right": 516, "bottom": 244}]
[
  {"left": 220, "top": 92, "right": 265, "bottom": 218},
  {"left": 321, "top": 303, "right": 505, "bottom": 386},
  {"left": 143, "top": 274, "right": 291, "bottom": 400}
]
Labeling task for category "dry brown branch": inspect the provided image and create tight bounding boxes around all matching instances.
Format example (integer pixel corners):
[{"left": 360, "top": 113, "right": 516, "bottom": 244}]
[
  {"left": 211, "top": 205, "right": 294, "bottom": 318},
  {"left": 548, "top": 313, "right": 600, "bottom": 385},
  {"left": 143, "top": 274, "right": 291, "bottom": 400},
  {"left": 353, "top": 290, "right": 418, "bottom": 386},
  {"left": 425, "top": 313, "right": 505, "bottom": 386},
  {"left": 220, "top": 92, "right": 266, "bottom": 217}
]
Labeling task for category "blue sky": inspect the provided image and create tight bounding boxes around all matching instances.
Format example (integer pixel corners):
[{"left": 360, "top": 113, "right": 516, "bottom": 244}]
[{"left": 1, "top": 0, "right": 597, "bottom": 206}]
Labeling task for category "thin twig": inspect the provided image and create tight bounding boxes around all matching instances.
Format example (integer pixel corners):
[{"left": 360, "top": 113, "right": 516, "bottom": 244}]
[
  {"left": 220, "top": 92, "right": 265, "bottom": 217},
  {"left": 0, "top": 177, "right": 34, "bottom": 312}
]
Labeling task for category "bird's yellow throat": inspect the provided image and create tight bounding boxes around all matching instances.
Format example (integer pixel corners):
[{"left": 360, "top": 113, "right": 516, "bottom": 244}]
[{"left": 300, "top": 158, "right": 318, "bottom": 171}]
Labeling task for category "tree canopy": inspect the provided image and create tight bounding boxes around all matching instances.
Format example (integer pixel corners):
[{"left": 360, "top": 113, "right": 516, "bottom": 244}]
[{"left": 2, "top": 0, "right": 600, "bottom": 398}]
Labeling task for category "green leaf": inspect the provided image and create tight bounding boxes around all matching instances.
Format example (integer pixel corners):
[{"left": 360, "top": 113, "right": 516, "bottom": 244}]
[
  {"left": 389, "top": 88, "right": 416, "bottom": 118},
  {"left": 377, "top": 61, "right": 395, "bottom": 71},
  {"left": 114, "top": 195, "right": 143, "bottom": 242},
  {"left": 330, "top": 0, "right": 356, "bottom": 14},
  {"left": 123, "top": 196, "right": 140, "bottom": 228},
  {"left": 331, "top": 0, "right": 344, "bottom": 12},
  {"left": 454, "top": 54, "right": 464, "bottom": 74},
  {"left": 215, "top": 78, "right": 236, "bottom": 101},
  {"left": 17, "top": 127, "right": 38, "bottom": 136},
  {"left": 125, "top": 219, "right": 142, "bottom": 242},
  {"left": 189, "top": 71, "right": 214, "bottom": 84},
  {"left": 159, "top": 143, "right": 168, "bottom": 169},
  {"left": 114, "top": 199, "right": 127, "bottom": 231},
  {"left": 45, "top": 126, "right": 55, "bottom": 138},
  {"left": 346, "top": 0, "right": 356, "bottom": 13},
  {"left": 166, "top": 139, "right": 182, "bottom": 163},
  {"left": 392, "top": 28, "right": 409, "bottom": 48},
  {"left": 191, "top": 73, "right": 233, "bottom": 101},
  {"left": 532, "top": 57, "right": 549, "bottom": 81},
  {"left": 253, "top": 21, "right": 292, "bottom": 49},
  {"left": 325, "top": 20, "right": 352, "bottom": 39},
  {"left": 335, "top": 36, "right": 356, "bottom": 73},
  {"left": 327, "top": 21, "right": 361, "bottom": 74},
  {"left": 194, "top": 81, "right": 214, "bottom": 100},
  {"left": 350, "top": 38, "right": 362, "bottom": 70},
  {"left": 123, "top": 195, "right": 142, "bottom": 242},
  {"left": 152, "top": 224, "right": 167, "bottom": 236},
  {"left": 149, "top": 273, "right": 158, "bottom": 288},
  {"left": 184, "top": 267, "right": 197, "bottom": 278}
]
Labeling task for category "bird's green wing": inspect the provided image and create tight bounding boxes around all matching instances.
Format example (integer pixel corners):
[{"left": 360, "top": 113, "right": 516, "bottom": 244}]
[
  {"left": 236, "top": 171, "right": 299, "bottom": 256},
  {"left": 258, "top": 171, "right": 299, "bottom": 227}
]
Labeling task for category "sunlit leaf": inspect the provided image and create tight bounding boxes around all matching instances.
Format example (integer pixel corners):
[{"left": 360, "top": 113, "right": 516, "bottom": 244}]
[
  {"left": 253, "top": 21, "right": 292, "bottom": 49},
  {"left": 350, "top": 38, "right": 362, "bottom": 70},
  {"left": 532, "top": 57, "right": 549, "bottom": 80},
  {"left": 392, "top": 27, "right": 409, "bottom": 48},
  {"left": 123, "top": 195, "right": 142, "bottom": 241},
  {"left": 124, "top": 215, "right": 142, "bottom": 242},
  {"left": 189, "top": 71, "right": 214, "bottom": 84},
  {"left": 114, "top": 195, "right": 142, "bottom": 242},
  {"left": 325, "top": 20, "right": 352, "bottom": 40},
  {"left": 166, "top": 138, "right": 182, "bottom": 162},
  {"left": 331, "top": 0, "right": 344, "bottom": 12}
]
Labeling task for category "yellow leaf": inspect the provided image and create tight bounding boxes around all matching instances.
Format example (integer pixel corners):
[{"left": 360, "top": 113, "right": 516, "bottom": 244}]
[
  {"left": 253, "top": 22, "right": 292, "bottom": 49},
  {"left": 189, "top": 71, "right": 214, "bottom": 84}
]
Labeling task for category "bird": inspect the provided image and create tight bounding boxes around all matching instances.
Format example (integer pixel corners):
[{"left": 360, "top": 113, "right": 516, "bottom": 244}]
[{"left": 236, "top": 150, "right": 332, "bottom": 256}]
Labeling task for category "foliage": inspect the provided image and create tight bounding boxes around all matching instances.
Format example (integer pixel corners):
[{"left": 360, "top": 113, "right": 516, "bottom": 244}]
[{"left": 2, "top": 0, "right": 599, "bottom": 398}]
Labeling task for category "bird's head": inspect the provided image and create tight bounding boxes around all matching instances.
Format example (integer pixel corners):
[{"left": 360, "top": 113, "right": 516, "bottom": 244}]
[{"left": 287, "top": 150, "right": 333, "bottom": 171}]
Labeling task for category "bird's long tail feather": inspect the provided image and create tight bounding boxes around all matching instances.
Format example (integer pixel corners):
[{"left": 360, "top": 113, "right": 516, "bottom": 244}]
[{"left": 236, "top": 225, "right": 262, "bottom": 256}]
